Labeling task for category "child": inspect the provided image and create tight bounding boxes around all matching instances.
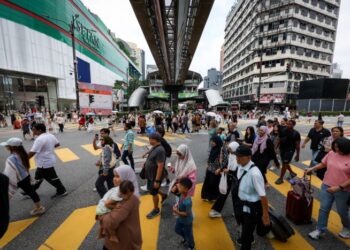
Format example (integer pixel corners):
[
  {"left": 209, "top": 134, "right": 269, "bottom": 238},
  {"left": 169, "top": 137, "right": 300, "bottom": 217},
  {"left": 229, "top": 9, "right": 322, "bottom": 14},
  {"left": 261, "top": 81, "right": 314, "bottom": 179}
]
[
  {"left": 97, "top": 180, "right": 135, "bottom": 242},
  {"left": 173, "top": 177, "right": 195, "bottom": 250}
]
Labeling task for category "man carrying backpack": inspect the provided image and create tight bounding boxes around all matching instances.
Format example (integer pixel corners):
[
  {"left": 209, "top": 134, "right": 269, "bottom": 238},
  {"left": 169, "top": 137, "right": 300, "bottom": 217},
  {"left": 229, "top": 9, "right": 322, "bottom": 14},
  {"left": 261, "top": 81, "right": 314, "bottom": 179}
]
[{"left": 233, "top": 145, "right": 270, "bottom": 250}]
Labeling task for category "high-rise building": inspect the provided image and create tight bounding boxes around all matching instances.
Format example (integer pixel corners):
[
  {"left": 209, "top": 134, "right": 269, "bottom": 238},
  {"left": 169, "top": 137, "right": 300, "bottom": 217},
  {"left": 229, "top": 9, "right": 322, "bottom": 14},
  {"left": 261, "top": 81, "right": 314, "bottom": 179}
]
[
  {"left": 222, "top": 0, "right": 341, "bottom": 106},
  {"left": 203, "top": 68, "right": 223, "bottom": 91},
  {"left": 331, "top": 63, "right": 343, "bottom": 78},
  {"left": 126, "top": 42, "right": 146, "bottom": 80},
  {"left": 220, "top": 44, "right": 224, "bottom": 72}
]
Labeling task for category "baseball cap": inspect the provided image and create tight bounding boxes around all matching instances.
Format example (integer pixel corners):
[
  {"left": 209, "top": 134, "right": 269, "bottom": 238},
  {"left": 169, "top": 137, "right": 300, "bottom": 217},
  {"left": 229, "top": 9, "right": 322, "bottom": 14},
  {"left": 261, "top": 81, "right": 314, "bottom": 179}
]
[
  {"left": 234, "top": 145, "right": 252, "bottom": 157},
  {"left": 0, "top": 137, "right": 23, "bottom": 147}
]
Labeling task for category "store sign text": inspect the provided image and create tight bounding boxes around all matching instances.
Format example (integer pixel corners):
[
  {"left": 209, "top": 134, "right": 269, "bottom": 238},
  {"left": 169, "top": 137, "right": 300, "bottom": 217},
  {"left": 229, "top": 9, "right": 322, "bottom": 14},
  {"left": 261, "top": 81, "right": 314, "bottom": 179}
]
[{"left": 74, "top": 19, "right": 100, "bottom": 51}]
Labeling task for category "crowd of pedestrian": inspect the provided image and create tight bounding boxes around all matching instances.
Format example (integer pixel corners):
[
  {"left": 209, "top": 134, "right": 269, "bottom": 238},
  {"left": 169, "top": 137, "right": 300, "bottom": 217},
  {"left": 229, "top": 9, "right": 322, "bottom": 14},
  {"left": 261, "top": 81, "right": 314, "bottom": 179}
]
[{"left": 0, "top": 108, "right": 349, "bottom": 250}]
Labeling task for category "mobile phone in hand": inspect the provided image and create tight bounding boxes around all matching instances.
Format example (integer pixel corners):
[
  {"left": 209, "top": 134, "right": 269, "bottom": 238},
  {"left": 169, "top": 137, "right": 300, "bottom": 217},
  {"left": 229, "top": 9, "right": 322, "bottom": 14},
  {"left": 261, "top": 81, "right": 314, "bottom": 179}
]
[{"left": 95, "top": 133, "right": 99, "bottom": 139}]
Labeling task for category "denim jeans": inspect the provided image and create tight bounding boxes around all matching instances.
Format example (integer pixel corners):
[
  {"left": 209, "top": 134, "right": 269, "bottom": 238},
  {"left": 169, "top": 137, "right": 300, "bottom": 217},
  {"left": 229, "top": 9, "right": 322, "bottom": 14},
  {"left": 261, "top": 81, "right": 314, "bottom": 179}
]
[
  {"left": 122, "top": 150, "right": 134, "bottom": 170},
  {"left": 175, "top": 220, "right": 194, "bottom": 249},
  {"left": 337, "top": 121, "right": 344, "bottom": 127},
  {"left": 317, "top": 183, "right": 350, "bottom": 232},
  {"left": 310, "top": 150, "right": 320, "bottom": 168}
]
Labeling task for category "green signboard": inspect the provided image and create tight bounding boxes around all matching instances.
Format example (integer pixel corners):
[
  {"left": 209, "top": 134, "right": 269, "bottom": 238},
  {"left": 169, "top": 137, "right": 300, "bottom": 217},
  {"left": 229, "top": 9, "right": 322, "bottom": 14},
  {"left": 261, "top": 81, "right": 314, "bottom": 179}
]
[{"left": 149, "top": 92, "right": 198, "bottom": 99}]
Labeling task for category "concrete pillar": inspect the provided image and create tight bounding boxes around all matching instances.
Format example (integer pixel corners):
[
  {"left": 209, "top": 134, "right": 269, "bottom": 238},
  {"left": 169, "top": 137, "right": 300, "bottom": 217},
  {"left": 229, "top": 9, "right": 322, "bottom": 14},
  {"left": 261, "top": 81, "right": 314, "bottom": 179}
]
[{"left": 170, "top": 91, "right": 178, "bottom": 111}]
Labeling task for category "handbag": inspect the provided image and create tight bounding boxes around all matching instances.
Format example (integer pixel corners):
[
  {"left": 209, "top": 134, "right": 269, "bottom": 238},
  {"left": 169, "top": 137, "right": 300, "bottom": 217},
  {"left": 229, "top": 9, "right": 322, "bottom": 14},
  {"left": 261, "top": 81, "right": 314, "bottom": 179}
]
[{"left": 219, "top": 173, "right": 227, "bottom": 195}]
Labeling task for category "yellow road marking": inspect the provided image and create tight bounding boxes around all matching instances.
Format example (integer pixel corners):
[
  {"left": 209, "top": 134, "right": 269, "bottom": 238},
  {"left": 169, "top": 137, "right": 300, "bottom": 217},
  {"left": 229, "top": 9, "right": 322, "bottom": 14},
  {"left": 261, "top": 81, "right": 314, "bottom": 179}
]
[
  {"left": 54, "top": 148, "right": 79, "bottom": 162},
  {"left": 81, "top": 144, "right": 101, "bottom": 156},
  {"left": 302, "top": 160, "right": 311, "bottom": 166},
  {"left": 0, "top": 217, "right": 38, "bottom": 248},
  {"left": 133, "top": 140, "right": 146, "bottom": 147},
  {"left": 137, "top": 136, "right": 149, "bottom": 141},
  {"left": 193, "top": 184, "right": 236, "bottom": 250},
  {"left": 266, "top": 171, "right": 350, "bottom": 247},
  {"left": 163, "top": 135, "right": 175, "bottom": 141},
  {"left": 29, "top": 158, "right": 36, "bottom": 170},
  {"left": 270, "top": 225, "right": 314, "bottom": 250},
  {"left": 38, "top": 206, "right": 96, "bottom": 250},
  {"left": 140, "top": 195, "right": 160, "bottom": 250}
]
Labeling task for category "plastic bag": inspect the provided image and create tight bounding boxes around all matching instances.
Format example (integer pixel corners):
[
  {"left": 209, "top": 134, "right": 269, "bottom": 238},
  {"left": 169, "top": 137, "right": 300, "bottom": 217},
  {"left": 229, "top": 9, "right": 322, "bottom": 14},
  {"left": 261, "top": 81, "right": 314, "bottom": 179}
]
[{"left": 219, "top": 172, "right": 227, "bottom": 195}]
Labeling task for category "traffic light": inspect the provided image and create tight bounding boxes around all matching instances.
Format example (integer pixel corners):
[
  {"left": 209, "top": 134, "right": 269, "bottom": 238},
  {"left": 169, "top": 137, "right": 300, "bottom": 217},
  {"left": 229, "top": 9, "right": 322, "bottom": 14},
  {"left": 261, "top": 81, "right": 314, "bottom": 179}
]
[
  {"left": 88, "top": 94, "right": 95, "bottom": 104},
  {"left": 286, "top": 63, "right": 291, "bottom": 73}
]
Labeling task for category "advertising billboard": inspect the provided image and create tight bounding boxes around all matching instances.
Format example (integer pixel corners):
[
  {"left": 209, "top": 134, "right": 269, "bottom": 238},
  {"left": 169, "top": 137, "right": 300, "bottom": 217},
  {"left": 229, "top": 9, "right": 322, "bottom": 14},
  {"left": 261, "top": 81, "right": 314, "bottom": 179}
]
[{"left": 79, "top": 82, "right": 112, "bottom": 115}]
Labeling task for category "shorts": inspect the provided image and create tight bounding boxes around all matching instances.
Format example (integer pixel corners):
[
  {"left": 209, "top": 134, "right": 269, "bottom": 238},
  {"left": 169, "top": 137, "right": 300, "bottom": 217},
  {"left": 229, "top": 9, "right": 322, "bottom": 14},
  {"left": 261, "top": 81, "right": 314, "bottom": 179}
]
[
  {"left": 147, "top": 179, "right": 161, "bottom": 195},
  {"left": 280, "top": 149, "right": 295, "bottom": 164}
]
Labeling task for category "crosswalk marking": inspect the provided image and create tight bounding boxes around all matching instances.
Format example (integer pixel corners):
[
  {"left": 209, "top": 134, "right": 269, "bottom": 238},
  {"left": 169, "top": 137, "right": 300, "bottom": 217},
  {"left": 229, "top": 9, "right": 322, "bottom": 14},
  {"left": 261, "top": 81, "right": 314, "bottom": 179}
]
[
  {"left": 54, "top": 148, "right": 80, "bottom": 163},
  {"left": 266, "top": 170, "right": 350, "bottom": 247},
  {"left": 81, "top": 144, "right": 101, "bottom": 156},
  {"left": 139, "top": 195, "right": 160, "bottom": 250},
  {"left": 38, "top": 206, "right": 96, "bottom": 250},
  {"left": 192, "top": 184, "right": 236, "bottom": 250},
  {"left": 0, "top": 217, "right": 38, "bottom": 248},
  {"left": 302, "top": 160, "right": 311, "bottom": 166},
  {"left": 133, "top": 140, "right": 147, "bottom": 147}
]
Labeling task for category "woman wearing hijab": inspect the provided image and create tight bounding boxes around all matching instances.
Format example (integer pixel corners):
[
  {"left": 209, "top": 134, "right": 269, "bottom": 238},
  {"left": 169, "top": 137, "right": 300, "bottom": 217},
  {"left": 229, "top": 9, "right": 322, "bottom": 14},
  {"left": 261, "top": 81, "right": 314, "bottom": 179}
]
[
  {"left": 98, "top": 165, "right": 142, "bottom": 250},
  {"left": 209, "top": 141, "right": 240, "bottom": 218},
  {"left": 252, "top": 126, "right": 279, "bottom": 186},
  {"left": 168, "top": 144, "right": 197, "bottom": 196},
  {"left": 201, "top": 135, "right": 225, "bottom": 201}
]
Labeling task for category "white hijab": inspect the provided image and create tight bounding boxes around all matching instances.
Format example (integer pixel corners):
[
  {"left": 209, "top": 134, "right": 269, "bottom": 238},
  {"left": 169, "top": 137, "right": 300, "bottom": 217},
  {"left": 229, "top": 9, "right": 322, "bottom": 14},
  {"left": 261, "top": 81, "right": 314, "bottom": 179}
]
[
  {"left": 114, "top": 165, "right": 140, "bottom": 198},
  {"left": 168, "top": 144, "right": 197, "bottom": 193},
  {"left": 227, "top": 141, "right": 239, "bottom": 171}
]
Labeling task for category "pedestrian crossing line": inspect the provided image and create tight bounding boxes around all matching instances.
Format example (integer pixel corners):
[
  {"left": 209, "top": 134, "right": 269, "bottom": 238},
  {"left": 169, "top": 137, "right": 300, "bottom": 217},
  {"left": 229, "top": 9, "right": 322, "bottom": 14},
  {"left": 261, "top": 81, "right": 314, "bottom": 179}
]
[
  {"left": 139, "top": 195, "right": 160, "bottom": 250},
  {"left": 133, "top": 140, "right": 147, "bottom": 147},
  {"left": 0, "top": 217, "right": 38, "bottom": 248},
  {"left": 163, "top": 135, "right": 176, "bottom": 141},
  {"left": 137, "top": 136, "right": 149, "bottom": 141},
  {"left": 38, "top": 206, "right": 97, "bottom": 250},
  {"left": 81, "top": 144, "right": 101, "bottom": 156},
  {"left": 266, "top": 171, "right": 350, "bottom": 247},
  {"left": 290, "top": 164, "right": 322, "bottom": 190},
  {"left": 54, "top": 148, "right": 80, "bottom": 163},
  {"left": 192, "top": 184, "right": 236, "bottom": 250},
  {"left": 302, "top": 160, "right": 311, "bottom": 166}
]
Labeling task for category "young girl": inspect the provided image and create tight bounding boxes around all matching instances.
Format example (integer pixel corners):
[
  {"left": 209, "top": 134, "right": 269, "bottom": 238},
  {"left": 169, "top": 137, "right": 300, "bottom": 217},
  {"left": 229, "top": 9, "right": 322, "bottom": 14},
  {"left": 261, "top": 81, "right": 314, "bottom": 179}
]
[{"left": 1, "top": 137, "right": 45, "bottom": 216}]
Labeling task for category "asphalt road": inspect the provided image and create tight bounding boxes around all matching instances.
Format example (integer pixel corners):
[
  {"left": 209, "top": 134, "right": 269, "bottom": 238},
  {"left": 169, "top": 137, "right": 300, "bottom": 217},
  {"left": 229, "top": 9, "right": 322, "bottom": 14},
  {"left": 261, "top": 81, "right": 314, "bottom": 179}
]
[{"left": 0, "top": 117, "right": 349, "bottom": 250}]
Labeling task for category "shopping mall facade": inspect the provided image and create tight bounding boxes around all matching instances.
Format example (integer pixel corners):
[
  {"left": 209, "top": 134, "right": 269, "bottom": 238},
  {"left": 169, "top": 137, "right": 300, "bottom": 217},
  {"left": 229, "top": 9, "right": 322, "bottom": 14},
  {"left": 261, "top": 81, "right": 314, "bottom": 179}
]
[{"left": 0, "top": 0, "right": 141, "bottom": 114}]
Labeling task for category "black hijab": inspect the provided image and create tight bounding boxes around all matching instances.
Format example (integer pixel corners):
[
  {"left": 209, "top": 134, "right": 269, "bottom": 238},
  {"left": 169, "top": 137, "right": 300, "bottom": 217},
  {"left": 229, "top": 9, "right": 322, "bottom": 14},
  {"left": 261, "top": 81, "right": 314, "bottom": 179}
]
[{"left": 208, "top": 135, "right": 223, "bottom": 163}]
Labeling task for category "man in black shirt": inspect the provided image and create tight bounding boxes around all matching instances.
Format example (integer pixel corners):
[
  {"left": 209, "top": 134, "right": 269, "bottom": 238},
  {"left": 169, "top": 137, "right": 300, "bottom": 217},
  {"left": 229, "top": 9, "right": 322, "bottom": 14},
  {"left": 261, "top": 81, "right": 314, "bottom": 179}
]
[
  {"left": 226, "top": 122, "right": 240, "bottom": 143},
  {"left": 301, "top": 119, "right": 331, "bottom": 167},
  {"left": 275, "top": 120, "right": 301, "bottom": 185}
]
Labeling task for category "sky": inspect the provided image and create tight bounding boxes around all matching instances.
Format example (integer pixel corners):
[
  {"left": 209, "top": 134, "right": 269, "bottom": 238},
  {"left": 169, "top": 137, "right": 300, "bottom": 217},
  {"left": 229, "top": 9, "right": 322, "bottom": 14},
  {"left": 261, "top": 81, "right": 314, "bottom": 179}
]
[{"left": 81, "top": 0, "right": 350, "bottom": 79}]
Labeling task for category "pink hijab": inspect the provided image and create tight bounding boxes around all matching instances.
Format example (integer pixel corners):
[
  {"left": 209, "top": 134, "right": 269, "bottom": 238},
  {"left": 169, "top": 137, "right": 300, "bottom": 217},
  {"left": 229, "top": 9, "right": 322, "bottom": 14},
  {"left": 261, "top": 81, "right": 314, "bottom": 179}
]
[{"left": 252, "top": 126, "right": 269, "bottom": 154}]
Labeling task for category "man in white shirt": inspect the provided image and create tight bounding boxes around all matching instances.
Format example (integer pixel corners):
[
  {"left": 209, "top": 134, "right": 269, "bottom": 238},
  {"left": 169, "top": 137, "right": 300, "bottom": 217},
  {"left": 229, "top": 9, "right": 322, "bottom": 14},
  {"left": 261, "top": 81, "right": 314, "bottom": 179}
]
[
  {"left": 29, "top": 123, "right": 67, "bottom": 198},
  {"left": 233, "top": 145, "right": 270, "bottom": 249}
]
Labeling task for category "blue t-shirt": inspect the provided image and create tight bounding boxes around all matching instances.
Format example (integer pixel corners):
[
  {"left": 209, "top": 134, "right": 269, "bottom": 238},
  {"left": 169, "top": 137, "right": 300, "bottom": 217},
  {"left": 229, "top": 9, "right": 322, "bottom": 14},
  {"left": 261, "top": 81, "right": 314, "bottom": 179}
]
[{"left": 177, "top": 195, "right": 193, "bottom": 224}]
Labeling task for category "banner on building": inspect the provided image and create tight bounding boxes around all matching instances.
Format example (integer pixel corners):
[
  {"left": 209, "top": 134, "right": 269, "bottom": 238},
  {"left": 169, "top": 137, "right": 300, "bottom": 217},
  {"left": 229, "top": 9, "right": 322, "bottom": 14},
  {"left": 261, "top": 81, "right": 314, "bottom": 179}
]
[{"left": 79, "top": 82, "right": 113, "bottom": 115}]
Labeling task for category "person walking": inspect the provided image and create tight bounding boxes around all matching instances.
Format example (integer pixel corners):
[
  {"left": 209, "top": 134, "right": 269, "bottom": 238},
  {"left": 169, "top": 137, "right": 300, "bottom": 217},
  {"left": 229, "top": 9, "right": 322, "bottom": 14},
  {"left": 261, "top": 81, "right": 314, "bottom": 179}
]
[
  {"left": 138, "top": 115, "right": 146, "bottom": 134},
  {"left": 172, "top": 114, "right": 179, "bottom": 134},
  {"left": 143, "top": 133, "right": 167, "bottom": 219},
  {"left": 57, "top": 114, "right": 65, "bottom": 133},
  {"left": 168, "top": 144, "right": 197, "bottom": 197},
  {"left": 233, "top": 145, "right": 270, "bottom": 249},
  {"left": 165, "top": 114, "right": 173, "bottom": 133},
  {"left": 242, "top": 126, "right": 256, "bottom": 148},
  {"left": 182, "top": 113, "right": 190, "bottom": 134},
  {"left": 209, "top": 141, "right": 240, "bottom": 218},
  {"left": 29, "top": 123, "right": 67, "bottom": 198},
  {"left": 337, "top": 113, "right": 344, "bottom": 127},
  {"left": 275, "top": 120, "right": 301, "bottom": 184},
  {"left": 95, "top": 136, "right": 117, "bottom": 198},
  {"left": 305, "top": 137, "right": 350, "bottom": 240},
  {"left": 269, "top": 124, "right": 280, "bottom": 171},
  {"left": 201, "top": 135, "right": 226, "bottom": 201},
  {"left": 121, "top": 123, "right": 135, "bottom": 170},
  {"left": 251, "top": 126, "right": 280, "bottom": 186},
  {"left": 302, "top": 119, "right": 331, "bottom": 168},
  {"left": 1, "top": 138, "right": 45, "bottom": 215}
]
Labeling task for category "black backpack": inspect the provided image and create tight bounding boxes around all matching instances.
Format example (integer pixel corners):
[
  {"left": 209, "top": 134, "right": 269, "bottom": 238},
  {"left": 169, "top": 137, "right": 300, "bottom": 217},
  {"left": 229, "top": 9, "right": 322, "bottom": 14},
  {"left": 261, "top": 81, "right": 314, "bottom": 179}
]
[
  {"left": 113, "top": 142, "right": 121, "bottom": 159},
  {"left": 161, "top": 138, "right": 172, "bottom": 157}
]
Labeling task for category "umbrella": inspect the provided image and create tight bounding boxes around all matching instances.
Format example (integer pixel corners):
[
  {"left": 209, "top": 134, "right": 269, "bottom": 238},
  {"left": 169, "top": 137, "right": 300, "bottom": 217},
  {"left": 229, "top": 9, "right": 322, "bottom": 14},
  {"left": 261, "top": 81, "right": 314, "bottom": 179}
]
[
  {"left": 206, "top": 112, "right": 216, "bottom": 117},
  {"left": 153, "top": 110, "right": 163, "bottom": 114}
]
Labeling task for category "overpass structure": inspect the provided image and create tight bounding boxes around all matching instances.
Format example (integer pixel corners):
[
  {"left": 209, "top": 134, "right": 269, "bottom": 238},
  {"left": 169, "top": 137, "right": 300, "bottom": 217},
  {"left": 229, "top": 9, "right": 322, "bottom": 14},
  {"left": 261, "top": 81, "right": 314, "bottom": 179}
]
[{"left": 130, "top": 0, "right": 214, "bottom": 108}]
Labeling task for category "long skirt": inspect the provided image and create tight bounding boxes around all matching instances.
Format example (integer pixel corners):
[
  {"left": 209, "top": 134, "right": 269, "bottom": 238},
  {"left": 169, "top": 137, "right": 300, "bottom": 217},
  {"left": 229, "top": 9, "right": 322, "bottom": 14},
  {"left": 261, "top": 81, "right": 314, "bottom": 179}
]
[{"left": 201, "top": 169, "right": 220, "bottom": 201}]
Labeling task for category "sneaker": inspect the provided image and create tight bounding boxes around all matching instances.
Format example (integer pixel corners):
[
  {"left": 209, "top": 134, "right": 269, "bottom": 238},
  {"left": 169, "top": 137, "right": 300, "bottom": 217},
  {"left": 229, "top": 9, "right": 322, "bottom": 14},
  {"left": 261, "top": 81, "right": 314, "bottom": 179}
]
[
  {"left": 140, "top": 184, "right": 148, "bottom": 192},
  {"left": 208, "top": 210, "right": 222, "bottom": 218},
  {"left": 146, "top": 209, "right": 160, "bottom": 219},
  {"left": 339, "top": 227, "right": 350, "bottom": 239},
  {"left": 308, "top": 229, "right": 326, "bottom": 240},
  {"left": 269, "top": 166, "right": 277, "bottom": 171},
  {"left": 236, "top": 238, "right": 255, "bottom": 247},
  {"left": 161, "top": 180, "right": 168, "bottom": 187},
  {"left": 30, "top": 206, "right": 46, "bottom": 216},
  {"left": 93, "top": 188, "right": 97, "bottom": 192},
  {"left": 51, "top": 191, "right": 68, "bottom": 199},
  {"left": 275, "top": 178, "right": 284, "bottom": 185}
]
